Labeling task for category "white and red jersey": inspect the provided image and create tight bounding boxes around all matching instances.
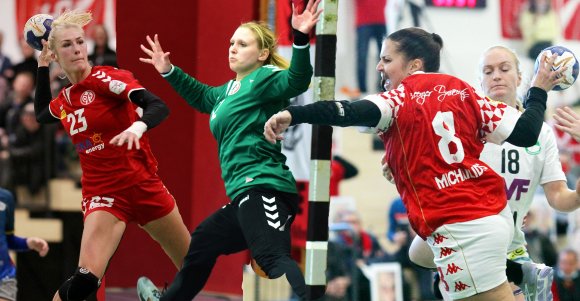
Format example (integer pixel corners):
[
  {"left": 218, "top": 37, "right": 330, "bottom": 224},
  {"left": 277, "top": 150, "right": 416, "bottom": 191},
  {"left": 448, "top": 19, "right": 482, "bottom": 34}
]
[
  {"left": 364, "top": 72, "right": 522, "bottom": 239},
  {"left": 49, "top": 66, "right": 158, "bottom": 196}
]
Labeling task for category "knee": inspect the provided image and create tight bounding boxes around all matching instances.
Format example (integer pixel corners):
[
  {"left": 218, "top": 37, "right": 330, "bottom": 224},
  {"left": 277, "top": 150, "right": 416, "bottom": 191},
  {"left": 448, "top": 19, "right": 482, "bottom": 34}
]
[{"left": 58, "top": 267, "right": 101, "bottom": 301}]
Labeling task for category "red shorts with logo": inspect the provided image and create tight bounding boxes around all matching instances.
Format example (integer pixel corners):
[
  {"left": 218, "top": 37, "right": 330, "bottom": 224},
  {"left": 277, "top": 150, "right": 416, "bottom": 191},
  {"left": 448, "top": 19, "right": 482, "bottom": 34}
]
[{"left": 81, "top": 174, "right": 175, "bottom": 225}]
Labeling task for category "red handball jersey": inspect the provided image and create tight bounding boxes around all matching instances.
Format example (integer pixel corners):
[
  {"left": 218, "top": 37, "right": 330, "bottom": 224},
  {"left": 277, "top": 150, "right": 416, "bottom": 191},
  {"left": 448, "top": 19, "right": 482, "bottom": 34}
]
[
  {"left": 49, "top": 66, "right": 158, "bottom": 196},
  {"left": 364, "top": 72, "right": 522, "bottom": 239}
]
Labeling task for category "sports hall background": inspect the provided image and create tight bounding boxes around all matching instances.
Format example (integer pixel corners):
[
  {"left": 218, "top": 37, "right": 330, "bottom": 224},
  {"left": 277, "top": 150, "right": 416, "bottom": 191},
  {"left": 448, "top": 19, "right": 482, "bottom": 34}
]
[{"left": 1, "top": 0, "right": 580, "bottom": 300}]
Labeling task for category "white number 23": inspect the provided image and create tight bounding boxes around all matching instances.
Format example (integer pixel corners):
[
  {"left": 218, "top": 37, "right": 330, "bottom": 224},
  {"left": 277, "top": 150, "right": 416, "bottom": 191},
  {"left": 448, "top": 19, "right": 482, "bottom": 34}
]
[{"left": 67, "top": 108, "right": 88, "bottom": 135}]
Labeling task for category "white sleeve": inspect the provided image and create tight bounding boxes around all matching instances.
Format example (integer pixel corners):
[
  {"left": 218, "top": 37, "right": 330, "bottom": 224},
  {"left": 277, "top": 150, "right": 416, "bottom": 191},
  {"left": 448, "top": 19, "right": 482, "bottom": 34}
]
[
  {"left": 357, "top": 85, "right": 405, "bottom": 134},
  {"left": 539, "top": 124, "right": 567, "bottom": 185}
]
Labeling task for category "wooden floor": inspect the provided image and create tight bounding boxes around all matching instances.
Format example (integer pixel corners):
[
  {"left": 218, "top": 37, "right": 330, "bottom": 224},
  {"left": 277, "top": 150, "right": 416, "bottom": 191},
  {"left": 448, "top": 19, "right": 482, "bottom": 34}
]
[{"left": 106, "top": 288, "right": 243, "bottom": 301}]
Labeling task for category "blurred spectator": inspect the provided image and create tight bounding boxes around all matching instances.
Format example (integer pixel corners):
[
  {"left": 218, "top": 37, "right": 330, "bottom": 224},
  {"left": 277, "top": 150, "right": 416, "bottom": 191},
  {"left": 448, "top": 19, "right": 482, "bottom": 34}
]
[
  {"left": 0, "top": 31, "right": 13, "bottom": 80},
  {"left": 523, "top": 209, "right": 558, "bottom": 267},
  {"left": 408, "top": 0, "right": 424, "bottom": 27},
  {"left": 355, "top": 0, "right": 386, "bottom": 94},
  {"left": 341, "top": 0, "right": 387, "bottom": 98},
  {"left": 10, "top": 40, "right": 37, "bottom": 83},
  {"left": 0, "top": 128, "right": 9, "bottom": 188},
  {"left": 330, "top": 155, "right": 358, "bottom": 197},
  {"left": 88, "top": 24, "right": 117, "bottom": 67},
  {"left": 0, "top": 72, "right": 34, "bottom": 136},
  {"left": 333, "top": 209, "right": 384, "bottom": 301},
  {"left": 519, "top": 0, "right": 560, "bottom": 60},
  {"left": 0, "top": 77, "right": 8, "bottom": 111},
  {"left": 324, "top": 241, "right": 352, "bottom": 301},
  {"left": 9, "top": 103, "right": 52, "bottom": 196},
  {"left": 0, "top": 187, "right": 49, "bottom": 301},
  {"left": 554, "top": 249, "right": 580, "bottom": 301},
  {"left": 385, "top": 197, "right": 436, "bottom": 301},
  {"left": 387, "top": 196, "right": 407, "bottom": 242}
]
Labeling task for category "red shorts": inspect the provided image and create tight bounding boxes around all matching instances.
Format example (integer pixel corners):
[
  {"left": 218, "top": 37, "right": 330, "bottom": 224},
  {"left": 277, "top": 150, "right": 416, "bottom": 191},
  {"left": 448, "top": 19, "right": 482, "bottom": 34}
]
[{"left": 81, "top": 174, "right": 175, "bottom": 225}]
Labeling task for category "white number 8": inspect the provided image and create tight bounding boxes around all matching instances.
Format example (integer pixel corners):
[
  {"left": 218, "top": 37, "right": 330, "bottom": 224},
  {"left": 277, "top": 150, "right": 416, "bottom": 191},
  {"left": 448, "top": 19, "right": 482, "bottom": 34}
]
[{"left": 432, "top": 111, "right": 464, "bottom": 164}]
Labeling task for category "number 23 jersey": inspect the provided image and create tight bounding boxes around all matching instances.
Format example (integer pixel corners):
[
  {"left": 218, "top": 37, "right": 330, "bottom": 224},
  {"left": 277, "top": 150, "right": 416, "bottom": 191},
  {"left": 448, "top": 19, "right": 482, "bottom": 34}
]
[
  {"left": 48, "top": 66, "right": 158, "bottom": 196},
  {"left": 366, "top": 72, "right": 522, "bottom": 239}
]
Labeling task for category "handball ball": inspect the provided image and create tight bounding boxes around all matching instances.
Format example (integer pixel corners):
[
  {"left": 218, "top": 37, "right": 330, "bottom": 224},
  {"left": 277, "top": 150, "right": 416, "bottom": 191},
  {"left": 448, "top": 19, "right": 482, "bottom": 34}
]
[
  {"left": 23, "top": 14, "right": 54, "bottom": 51},
  {"left": 534, "top": 45, "right": 579, "bottom": 91}
]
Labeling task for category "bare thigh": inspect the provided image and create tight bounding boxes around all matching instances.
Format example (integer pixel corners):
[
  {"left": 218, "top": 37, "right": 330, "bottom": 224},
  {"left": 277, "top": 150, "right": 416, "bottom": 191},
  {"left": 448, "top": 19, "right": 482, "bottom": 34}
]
[{"left": 142, "top": 205, "right": 191, "bottom": 268}]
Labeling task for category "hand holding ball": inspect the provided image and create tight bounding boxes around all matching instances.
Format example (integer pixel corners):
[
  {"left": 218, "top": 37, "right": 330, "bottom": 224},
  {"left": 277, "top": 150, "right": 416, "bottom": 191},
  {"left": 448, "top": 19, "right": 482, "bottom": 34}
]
[
  {"left": 23, "top": 14, "right": 54, "bottom": 51},
  {"left": 534, "top": 46, "right": 579, "bottom": 91}
]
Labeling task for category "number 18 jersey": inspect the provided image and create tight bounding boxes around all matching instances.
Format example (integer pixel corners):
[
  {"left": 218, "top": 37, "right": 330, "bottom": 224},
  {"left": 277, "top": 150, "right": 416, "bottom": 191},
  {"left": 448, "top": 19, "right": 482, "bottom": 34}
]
[
  {"left": 480, "top": 123, "right": 566, "bottom": 252},
  {"left": 49, "top": 66, "right": 158, "bottom": 196},
  {"left": 365, "top": 72, "right": 522, "bottom": 239}
]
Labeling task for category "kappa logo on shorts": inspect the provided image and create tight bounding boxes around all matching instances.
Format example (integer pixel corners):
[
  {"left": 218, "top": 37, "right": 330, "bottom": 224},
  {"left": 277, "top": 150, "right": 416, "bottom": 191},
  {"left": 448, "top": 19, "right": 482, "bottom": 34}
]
[
  {"left": 454, "top": 281, "right": 471, "bottom": 292},
  {"left": 440, "top": 247, "right": 456, "bottom": 258},
  {"left": 433, "top": 233, "right": 448, "bottom": 245},
  {"left": 446, "top": 263, "right": 463, "bottom": 275},
  {"left": 0, "top": 202, "right": 5, "bottom": 211}
]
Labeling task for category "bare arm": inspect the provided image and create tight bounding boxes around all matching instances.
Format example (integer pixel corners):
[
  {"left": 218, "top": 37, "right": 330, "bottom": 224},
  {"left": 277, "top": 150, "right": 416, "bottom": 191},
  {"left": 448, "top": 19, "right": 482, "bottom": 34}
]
[{"left": 543, "top": 179, "right": 580, "bottom": 212}]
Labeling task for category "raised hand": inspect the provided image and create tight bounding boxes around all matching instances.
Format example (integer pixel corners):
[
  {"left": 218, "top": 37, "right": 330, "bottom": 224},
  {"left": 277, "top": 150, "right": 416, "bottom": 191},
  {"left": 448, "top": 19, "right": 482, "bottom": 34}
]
[
  {"left": 291, "top": 0, "right": 323, "bottom": 34},
  {"left": 263, "top": 111, "right": 292, "bottom": 144},
  {"left": 554, "top": 106, "right": 580, "bottom": 143},
  {"left": 38, "top": 40, "right": 54, "bottom": 67},
  {"left": 139, "top": 34, "right": 172, "bottom": 74},
  {"left": 531, "top": 52, "right": 568, "bottom": 92}
]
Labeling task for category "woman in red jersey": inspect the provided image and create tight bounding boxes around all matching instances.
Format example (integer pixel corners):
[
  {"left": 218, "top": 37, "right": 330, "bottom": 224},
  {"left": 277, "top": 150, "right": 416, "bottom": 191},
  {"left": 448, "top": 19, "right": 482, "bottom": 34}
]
[
  {"left": 264, "top": 27, "right": 565, "bottom": 300},
  {"left": 33, "top": 10, "right": 191, "bottom": 301}
]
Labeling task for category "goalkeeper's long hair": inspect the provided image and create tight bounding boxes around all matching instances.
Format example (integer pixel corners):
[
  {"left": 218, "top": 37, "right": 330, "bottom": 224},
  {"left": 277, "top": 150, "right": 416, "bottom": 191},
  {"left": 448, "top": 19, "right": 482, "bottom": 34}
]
[
  {"left": 241, "top": 21, "right": 290, "bottom": 70},
  {"left": 48, "top": 10, "right": 92, "bottom": 51}
]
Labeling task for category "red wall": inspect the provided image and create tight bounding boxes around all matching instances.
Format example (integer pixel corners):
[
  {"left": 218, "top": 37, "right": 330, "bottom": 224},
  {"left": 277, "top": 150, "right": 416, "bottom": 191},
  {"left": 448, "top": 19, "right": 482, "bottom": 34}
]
[{"left": 109, "top": 0, "right": 258, "bottom": 295}]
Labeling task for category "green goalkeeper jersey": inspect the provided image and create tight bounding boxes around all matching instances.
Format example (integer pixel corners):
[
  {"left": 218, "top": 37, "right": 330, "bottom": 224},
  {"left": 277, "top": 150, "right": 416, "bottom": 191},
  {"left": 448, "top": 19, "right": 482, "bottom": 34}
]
[{"left": 163, "top": 45, "right": 312, "bottom": 199}]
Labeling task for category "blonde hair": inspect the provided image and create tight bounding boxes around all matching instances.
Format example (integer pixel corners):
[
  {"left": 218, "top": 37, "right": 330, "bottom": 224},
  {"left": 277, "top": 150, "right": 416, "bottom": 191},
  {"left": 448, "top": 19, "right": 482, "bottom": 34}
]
[
  {"left": 48, "top": 10, "right": 92, "bottom": 50},
  {"left": 479, "top": 45, "right": 522, "bottom": 81},
  {"left": 239, "top": 21, "right": 289, "bottom": 69}
]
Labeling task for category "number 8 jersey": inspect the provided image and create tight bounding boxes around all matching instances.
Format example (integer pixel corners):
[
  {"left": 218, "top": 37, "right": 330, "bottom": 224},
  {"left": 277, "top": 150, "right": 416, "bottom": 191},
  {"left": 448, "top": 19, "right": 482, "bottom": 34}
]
[
  {"left": 366, "top": 72, "right": 522, "bottom": 239},
  {"left": 48, "top": 66, "right": 158, "bottom": 196}
]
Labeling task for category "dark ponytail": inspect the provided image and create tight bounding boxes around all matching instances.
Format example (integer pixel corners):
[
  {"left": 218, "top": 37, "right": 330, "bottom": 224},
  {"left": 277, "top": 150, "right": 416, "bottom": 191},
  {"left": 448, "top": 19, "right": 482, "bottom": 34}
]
[{"left": 388, "top": 27, "right": 443, "bottom": 72}]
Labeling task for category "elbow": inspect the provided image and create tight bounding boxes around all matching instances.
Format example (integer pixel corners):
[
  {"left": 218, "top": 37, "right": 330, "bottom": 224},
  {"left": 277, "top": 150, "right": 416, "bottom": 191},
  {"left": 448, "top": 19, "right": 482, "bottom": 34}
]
[
  {"left": 35, "top": 114, "right": 47, "bottom": 124},
  {"left": 160, "top": 104, "right": 170, "bottom": 121}
]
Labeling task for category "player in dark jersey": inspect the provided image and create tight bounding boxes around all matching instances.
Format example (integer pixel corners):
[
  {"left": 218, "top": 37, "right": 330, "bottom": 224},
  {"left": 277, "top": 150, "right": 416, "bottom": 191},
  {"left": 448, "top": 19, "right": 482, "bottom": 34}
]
[
  {"left": 33, "top": 10, "right": 191, "bottom": 301},
  {"left": 0, "top": 188, "right": 48, "bottom": 301},
  {"left": 136, "top": 1, "right": 322, "bottom": 300},
  {"left": 264, "top": 27, "right": 565, "bottom": 300}
]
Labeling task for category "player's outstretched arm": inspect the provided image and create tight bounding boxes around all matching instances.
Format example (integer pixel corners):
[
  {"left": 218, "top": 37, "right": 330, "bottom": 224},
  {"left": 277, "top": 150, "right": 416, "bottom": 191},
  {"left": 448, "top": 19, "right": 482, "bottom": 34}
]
[
  {"left": 264, "top": 111, "right": 292, "bottom": 144},
  {"left": 139, "top": 34, "right": 172, "bottom": 74},
  {"left": 291, "top": 0, "right": 323, "bottom": 34}
]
